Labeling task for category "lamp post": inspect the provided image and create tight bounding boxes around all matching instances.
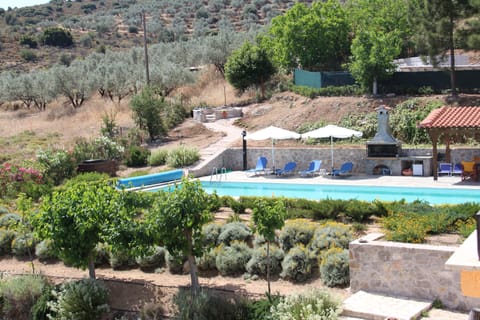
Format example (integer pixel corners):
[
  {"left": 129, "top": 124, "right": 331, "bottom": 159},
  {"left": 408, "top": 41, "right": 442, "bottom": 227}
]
[
  {"left": 476, "top": 212, "right": 480, "bottom": 260},
  {"left": 242, "top": 130, "right": 247, "bottom": 171}
]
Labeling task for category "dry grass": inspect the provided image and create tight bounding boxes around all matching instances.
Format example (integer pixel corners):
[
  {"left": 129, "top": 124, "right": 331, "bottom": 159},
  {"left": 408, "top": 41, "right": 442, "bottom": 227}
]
[{"left": 174, "top": 66, "right": 256, "bottom": 107}]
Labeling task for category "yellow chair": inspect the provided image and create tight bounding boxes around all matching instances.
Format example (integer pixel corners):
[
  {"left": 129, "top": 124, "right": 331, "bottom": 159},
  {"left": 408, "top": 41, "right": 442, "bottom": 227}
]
[{"left": 461, "top": 161, "right": 477, "bottom": 181}]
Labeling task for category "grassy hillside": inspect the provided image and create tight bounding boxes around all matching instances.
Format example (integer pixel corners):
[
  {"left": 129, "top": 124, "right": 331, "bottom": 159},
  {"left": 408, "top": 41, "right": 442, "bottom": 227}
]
[{"left": 0, "top": 0, "right": 313, "bottom": 72}]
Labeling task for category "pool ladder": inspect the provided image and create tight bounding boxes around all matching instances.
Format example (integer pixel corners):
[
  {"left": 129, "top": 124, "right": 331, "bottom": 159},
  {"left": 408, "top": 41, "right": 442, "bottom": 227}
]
[{"left": 210, "top": 167, "right": 227, "bottom": 183}]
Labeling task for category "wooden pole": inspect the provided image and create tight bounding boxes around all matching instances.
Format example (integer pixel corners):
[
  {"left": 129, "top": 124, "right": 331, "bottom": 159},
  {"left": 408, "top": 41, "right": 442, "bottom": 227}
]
[{"left": 142, "top": 11, "right": 150, "bottom": 85}]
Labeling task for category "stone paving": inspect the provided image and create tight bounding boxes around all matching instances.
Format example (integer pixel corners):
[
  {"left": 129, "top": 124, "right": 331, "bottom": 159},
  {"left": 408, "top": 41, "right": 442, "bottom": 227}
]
[{"left": 342, "top": 291, "right": 432, "bottom": 320}]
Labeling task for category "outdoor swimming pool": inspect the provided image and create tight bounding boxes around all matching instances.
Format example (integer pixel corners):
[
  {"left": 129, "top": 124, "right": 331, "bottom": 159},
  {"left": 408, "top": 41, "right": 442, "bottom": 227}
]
[{"left": 150, "top": 181, "right": 480, "bottom": 205}]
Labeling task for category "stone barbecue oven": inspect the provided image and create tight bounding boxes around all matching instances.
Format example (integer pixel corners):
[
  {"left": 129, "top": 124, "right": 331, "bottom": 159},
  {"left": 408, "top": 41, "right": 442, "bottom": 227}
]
[{"left": 366, "top": 105, "right": 401, "bottom": 158}]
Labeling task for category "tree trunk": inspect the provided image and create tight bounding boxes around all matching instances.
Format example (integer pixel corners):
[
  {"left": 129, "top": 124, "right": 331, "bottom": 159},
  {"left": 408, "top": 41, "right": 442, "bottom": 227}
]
[
  {"left": 449, "top": 13, "right": 457, "bottom": 97},
  {"left": 260, "top": 75, "right": 265, "bottom": 100},
  {"left": 266, "top": 241, "right": 271, "bottom": 295},
  {"left": 185, "top": 229, "right": 200, "bottom": 295},
  {"left": 88, "top": 256, "right": 96, "bottom": 279}
]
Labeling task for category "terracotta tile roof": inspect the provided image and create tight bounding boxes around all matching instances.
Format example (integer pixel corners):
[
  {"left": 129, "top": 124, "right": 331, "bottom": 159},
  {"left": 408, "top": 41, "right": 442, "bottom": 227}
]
[{"left": 419, "top": 106, "right": 480, "bottom": 128}]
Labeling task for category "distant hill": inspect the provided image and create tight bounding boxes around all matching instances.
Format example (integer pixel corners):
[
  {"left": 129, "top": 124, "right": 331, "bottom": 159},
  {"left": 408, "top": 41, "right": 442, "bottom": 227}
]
[{"left": 0, "top": 0, "right": 314, "bottom": 72}]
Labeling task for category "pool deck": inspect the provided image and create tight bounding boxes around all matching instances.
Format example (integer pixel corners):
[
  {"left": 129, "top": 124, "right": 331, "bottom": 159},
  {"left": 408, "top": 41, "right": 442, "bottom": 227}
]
[{"left": 200, "top": 171, "right": 480, "bottom": 190}]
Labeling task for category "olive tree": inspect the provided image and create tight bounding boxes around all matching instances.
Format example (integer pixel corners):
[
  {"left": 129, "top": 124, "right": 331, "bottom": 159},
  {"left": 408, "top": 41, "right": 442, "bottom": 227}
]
[{"left": 51, "top": 61, "right": 96, "bottom": 108}]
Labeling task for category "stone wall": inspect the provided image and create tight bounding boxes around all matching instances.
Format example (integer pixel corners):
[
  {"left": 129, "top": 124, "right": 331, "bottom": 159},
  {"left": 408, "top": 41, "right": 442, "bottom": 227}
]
[
  {"left": 349, "top": 236, "right": 480, "bottom": 311},
  {"left": 190, "top": 147, "right": 480, "bottom": 177}
]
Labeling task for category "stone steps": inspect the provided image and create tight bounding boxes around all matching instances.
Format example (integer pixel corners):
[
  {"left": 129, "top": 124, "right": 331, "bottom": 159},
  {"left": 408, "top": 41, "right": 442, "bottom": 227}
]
[{"left": 342, "top": 291, "right": 432, "bottom": 320}]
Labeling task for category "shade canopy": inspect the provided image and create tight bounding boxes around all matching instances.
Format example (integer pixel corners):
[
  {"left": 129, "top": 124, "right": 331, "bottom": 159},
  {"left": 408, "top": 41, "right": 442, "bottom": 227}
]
[
  {"left": 246, "top": 125, "right": 300, "bottom": 169},
  {"left": 302, "top": 125, "right": 362, "bottom": 169},
  {"left": 419, "top": 105, "right": 480, "bottom": 180}
]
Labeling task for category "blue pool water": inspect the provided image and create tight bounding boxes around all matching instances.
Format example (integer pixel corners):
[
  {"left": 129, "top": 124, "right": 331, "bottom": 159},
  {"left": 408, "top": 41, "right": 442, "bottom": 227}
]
[{"left": 150, "top": 181, "right": 480, "bottom": 204}]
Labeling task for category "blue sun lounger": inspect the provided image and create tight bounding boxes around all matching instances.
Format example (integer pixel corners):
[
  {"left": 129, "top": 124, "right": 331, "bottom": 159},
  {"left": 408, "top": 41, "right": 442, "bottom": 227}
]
[
  {"left": 331, "top": 162, "right": 353, "bottom": 177},
  {"left": 275, "top": 161, "right": 297, "bottom": 176},
  {"left": 245, "top": 156, "right": 268, "bottom": 176},
  {"left": 299, "top": 160, "right": 322, "bottom": 177}
]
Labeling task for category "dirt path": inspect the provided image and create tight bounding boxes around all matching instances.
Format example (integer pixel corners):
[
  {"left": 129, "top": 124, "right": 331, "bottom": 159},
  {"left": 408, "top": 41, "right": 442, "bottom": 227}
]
[{"left": 0, "top": 256, "right": 348, "bottom": 298}]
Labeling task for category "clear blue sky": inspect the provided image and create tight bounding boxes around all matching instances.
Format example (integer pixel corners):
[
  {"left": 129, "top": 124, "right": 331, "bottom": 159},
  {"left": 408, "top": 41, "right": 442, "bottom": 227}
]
[{"left": 0, "top": 0, "right": 50, "bottom": 9}]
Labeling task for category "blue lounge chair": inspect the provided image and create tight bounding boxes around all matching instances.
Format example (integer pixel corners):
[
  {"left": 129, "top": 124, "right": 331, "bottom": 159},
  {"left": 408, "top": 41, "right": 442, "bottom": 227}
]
[
  {"left": 331, "top": 162, "right": 353, "bottom": 177},
  {"left": 452, "top": 163, "right": 463, "bottom": 175},
  {"left": 275, "top": 161, "right": 297, "bottom": 176},
  {"left": 299, "top": 160, "right": 322, "bottom": 177},
  {"left": 245, "top": 156, "right": 268, "bottom": 176},
  {"left": 438, "top": 163, "right": 452, "bottom": 176}
]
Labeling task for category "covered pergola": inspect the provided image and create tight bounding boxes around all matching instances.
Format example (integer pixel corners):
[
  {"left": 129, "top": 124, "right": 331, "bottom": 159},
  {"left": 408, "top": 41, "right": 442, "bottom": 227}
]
[{"left": 419, "top": 106, "right": 480, "bottom": 180}]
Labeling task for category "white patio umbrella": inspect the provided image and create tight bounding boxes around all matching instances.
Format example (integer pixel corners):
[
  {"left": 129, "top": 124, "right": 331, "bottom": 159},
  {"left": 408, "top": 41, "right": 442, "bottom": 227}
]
[
  {"left": 245, "top": 125, "right": 301, "bottom": 169},
  {"left": 302, "top": 125, "right": 362, "bottom": 169}
]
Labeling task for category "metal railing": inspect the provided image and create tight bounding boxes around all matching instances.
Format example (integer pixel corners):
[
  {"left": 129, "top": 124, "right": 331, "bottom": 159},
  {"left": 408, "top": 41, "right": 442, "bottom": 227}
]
[{"left": 210, "top": 167, "right": 227, "bottom": 183}]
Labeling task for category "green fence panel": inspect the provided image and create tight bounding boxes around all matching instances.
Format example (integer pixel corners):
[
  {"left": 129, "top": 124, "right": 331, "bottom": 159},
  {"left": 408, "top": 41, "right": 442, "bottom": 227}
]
[
  {"left": 295, "top": 68, "right": 480, "bottom": 93},
  {"left": 294, "top": 68, "right": 322, "bottom": 88},
  {"left": 321, "top": 71, "right": 356, "bottom": 87},
  {"left": 379, "top": 70, "right": 480, "bottom": 93}
]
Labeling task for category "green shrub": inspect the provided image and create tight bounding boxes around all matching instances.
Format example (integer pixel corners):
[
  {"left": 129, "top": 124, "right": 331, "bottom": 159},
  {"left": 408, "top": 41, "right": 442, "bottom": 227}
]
[
  {"left": 320, "top": 247, "right": 350, "bottom": 288},
  {"left": 202, "top": 222, "right": 222, "bottom": 247},
  {"left": 290, "top": 84, "right": 362, "bottom": 98},
  {"left": 94, "top": 243, "right": 110, "bottom": 267},
  {"left": 166, "top": 251, "right": 186, "bottom": 274},
  {"left": 0, "top": 229, "right": 16, "bottom": 255},
  {"left": 20, "top": 49, "right": 37, "bottom": 62},
  {"left": 247, "top": 293, "right": 281, "bottom": 320},
  {"left": 224, "top": 196, "right": 246, "bottom": 214},
  {"left": 382, "top": 212, "right": 430, "bottom": 243},
  {"left": 19, "top": 35, "right": 38, "bottom": 48},
  {"left": 41, "top": 27, "right": 73, "bottom": 47},
  {"left": 73, "top": 136, "right": 125, "bottom": 163},
  {"left": 0, "top": 164, "right": 48, "bottom": 200},
  {"left": 0, "top": 206, "right": 9, "bottom": 214},
  {"left": 207, "top": 192, "right": 222, "bottom": 212},
  {"left": 307, "top": 222, "right": 353, "bottom": 263},
  {"left": 279, "top": 219, "right": 318, "bottom": 252},
  {"left": 62, "top": 172, "right": 110, "bottom": 189},
  {"left": 246, "top": 243, "right": 284, "bottom": 277},
  {"left": 48, "top": 279, "right": 109, "bottom": 319},
  {"left": 280, "top": 245, "right": 312, "bottom": 282},
  {"left": 455, "top": 217, "right": 476, "bottom": 238},
  {"left": 197, "top": 247, "right": 218, "bottom": 272},
  {"left": 216, "top": 241, "right": 252, "bottom": 276},
  {"left": 0, "top": 213, "right": 21, "bottom": 228},
  {"left": 311, "top": 199, "right": 346, "bottom": 221},
  {"left": 173, "top": 287, "right": 248, "bottom": 320},
  {"left": 166, "top": 145, "right": 200, "bottom": 168},
  {"left": 218, "top": 222, "right": 251, "bottom": 245},
  {"left": 108, "top": 249, "right": 137, "bottom": 270},
  {"left": 36, "top": 149, "right": 77, "bottom": 185},
  {"left": 35, "top": 239, "right": 56, "bottom": 261},
  {"left": 140, "top": 302, "right": 166, "bottom": 320},
  {"left": 135, "top": 246, "right": 166, "bottom": 271},
  {"left": 125, "top": 145, "right": 150, "bottom": 167},
  {"left": 31, "top": 282, "right": 55, "bottom": 320},
  {"left": 128, "top": 25, "right": 138, "bottom": 33},
  {"left": 148, "top": 149, "right": 168, "bottom": 166},
  {"left": 12, "top": 233, "right": 36, "bottom": 257},
  {"left": 0, "top": 275, "right": 49, "bottom": 320},
  {"left": 270, "top": 288, "right": 342, "bottom": 320},
  {"left": 343, "top": 200, "right": 380, "bottom": 222}
]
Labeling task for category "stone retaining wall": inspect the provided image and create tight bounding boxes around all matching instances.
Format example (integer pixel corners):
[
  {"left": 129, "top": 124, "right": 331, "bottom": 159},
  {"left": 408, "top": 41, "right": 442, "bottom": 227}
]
[
  {"left": 191, "top": 147, "right": 480, "bottom": 177},
  {"left": 349, "top": 236, "right": 480, "bottom": 311}
]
